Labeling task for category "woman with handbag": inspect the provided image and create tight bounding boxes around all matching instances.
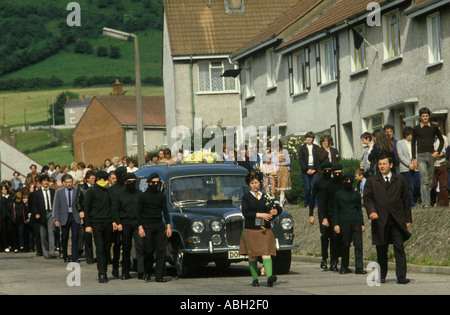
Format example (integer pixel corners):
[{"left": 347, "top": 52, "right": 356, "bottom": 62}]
[{"left": 239, "top": 171, "right": 282, "bottom": 287}]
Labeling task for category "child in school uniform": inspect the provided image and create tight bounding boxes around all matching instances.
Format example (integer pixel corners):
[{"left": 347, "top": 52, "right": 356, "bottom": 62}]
[{"left": 333, "top": 172, "right": 367, "bottom": 275}]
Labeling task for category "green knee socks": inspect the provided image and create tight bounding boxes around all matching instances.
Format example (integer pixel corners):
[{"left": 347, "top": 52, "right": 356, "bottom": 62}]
[
  {"left": 248, "top": 260, "right": 259, "bottom": 280},
  {"left": 249, "top": 259, "right": 273, "bottom": 280},
  {"left": 263, "top": 258, "right": 273, "bottom": 278}
]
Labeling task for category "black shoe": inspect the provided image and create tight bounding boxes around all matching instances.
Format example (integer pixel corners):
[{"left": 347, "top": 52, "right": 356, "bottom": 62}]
[
  {"left": 329, "top": 264, "right": 338, "bottom": 272},
  {"left": 252, "top": 279, "right": 260, "bottom": 287},
  {"left": 155, "top": 278, "right": 167, "bottom": 283},
  {"left": 143, "top": 273, "right": 151, "bottom": 282},
  {"left": 380, "top": 278, "right": 386, "bottom": 283},
  {"left": 398, "top": 278, "right": 410, "bottom": 284},
  {"left": 98, "top": 274, "right": 108, "bottom": 283},
  {"left": 339, "top": 268, "right": 352, "bottom": 274},
  {"left": 121, "top": 274, "right": 131, "bottom": 280},
  {"left": 320, "top": 259, "right": 328, "bottom": 270},
  {"left": 267, "top": 275, "right": 277, "bottom": 287},
  {"left": 355, "top": 268, "right": 367, "bottom": 275},
  {"left": 112, "top": 268, "right": 119, "bottom": 278},
  {"left": 137, "top": 273, "right": 144, "bottom": 280}
]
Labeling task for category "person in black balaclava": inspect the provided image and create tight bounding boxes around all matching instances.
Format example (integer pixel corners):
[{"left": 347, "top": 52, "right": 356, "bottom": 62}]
[
  {"left": 137, "top": 173, "right": 172, "bottom": 282},
  {"left": 333, "top": 172, "right": 367, "bottom": 275},
  {"left": 111, "top": 173, "right": 144, "bottom": 280},
  {"left": 309, "top": 161, "right": 332, "bottom": 270},
  {"left": 320, "top": 163, "right": 344, "bottom": 271},
  {"left": 108, "top": 166, "right": 127, "bottom": 278}
]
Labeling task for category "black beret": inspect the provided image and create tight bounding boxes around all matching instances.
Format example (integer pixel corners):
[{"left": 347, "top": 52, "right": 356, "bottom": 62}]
[
  {"left": 331, "top": 163, "right": 343, "bottom": 171},
  {"left": 319, "top": 161, "right": 332, "bottom": 169},
  {"left": 115, "top": 166, "right": 127, "bottom": 174},
  {"left": 96, "top": 170, "right": 109, "bottom": 180},
  {"left": 147, "top": 172, "right": 160, "bottom": 183},
  {"left": 123, "top": 173, "right": 137, "bottom": 181}
]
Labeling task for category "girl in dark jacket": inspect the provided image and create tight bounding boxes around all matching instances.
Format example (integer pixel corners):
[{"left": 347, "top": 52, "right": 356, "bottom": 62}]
[{"left": 10, "top": 192, "right": 25, "bottom": 253}]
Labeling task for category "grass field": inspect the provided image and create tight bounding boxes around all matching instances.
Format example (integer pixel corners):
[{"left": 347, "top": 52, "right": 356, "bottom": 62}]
[
  {"left": 9, "top": 85, "right": 163, "bottom": 166},
  {"left": 1, "top": 29, "right": 162, "bottom": 85},
  {"left": 0, "top": 85, "right": 164, "bottom": 127}
]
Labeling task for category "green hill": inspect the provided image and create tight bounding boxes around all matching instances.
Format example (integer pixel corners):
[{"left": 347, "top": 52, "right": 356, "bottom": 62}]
[{"left": 0, "top": 0, "right": 163, "bottom": 90}]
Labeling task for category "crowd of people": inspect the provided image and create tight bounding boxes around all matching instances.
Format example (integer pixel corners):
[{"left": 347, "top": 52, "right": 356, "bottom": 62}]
[
  {"left": 0, "top": 107, "right": 447, "bottom": 286},
  {"left": 299, "top": 107, "right": 447, "bottom": 284}
]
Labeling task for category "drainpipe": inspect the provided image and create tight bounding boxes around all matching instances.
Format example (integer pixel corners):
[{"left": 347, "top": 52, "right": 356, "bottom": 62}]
[
  {"left": 190, "top": 55, "right": 195, "bottom": 130},
  {"left": 335, "top": 34, "right": 342, "bottom": 154}
]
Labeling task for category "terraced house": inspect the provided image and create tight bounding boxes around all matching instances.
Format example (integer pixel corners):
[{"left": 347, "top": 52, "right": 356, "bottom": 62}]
[
  {"left": 162, "top": 0, "right": 303, "bottom": 147},
  {"left": 231, "top": 0, "right": 450, "bottom": 159}
]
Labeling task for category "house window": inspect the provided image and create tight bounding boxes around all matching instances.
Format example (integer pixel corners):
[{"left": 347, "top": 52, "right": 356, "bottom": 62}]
[
  {"left": 383, "top": 10, "right": 401, "bottom": 60},
  {"left": 69, "top": 116, "right": 76, "bottom": 124},
  {"left": 427, "top": 12, "right": 441, "bottom": 64},
  {"left": 320, "top": 38, "right": 337, "bottom": 84},
  {"left": 364, "top": 114, "right": 384, "bottom": 133},
  {"left": 266, "top": 48, "right": 276, "bottom": 89},
  {"left": 292, "top": 49, "right": 309, "bottom": 94},
  {"left": 198, "top": 60, "right": 237, "bottom": 92},
  {"left": 244, "top": 58, "right": 254, "bottom": 98},
  {"left": 69, "top": 108, "right": 76, "bottom": 114},
  {"left": 351, "top": 25, "right": 367, "bottom": 72},
  {"left": 132, "top": 130, "right": 146, "bottom": 146}
]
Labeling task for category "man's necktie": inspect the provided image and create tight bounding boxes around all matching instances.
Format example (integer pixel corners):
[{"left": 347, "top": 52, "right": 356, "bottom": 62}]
[
  {"left": 45, "top": 189, "right": 50, "bottom": 211},
  {"left": 68, "top": 188, "right": 72, "bottom": 206},
  {"left": 385, "top": 176, "right": 390, "bottom": 186}
]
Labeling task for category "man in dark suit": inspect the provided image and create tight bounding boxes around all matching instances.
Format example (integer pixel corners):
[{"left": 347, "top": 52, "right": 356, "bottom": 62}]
[
  {"left": 363, "top": 155, "right": 412, "bottom": 284},
  {"left": 54, "top": 174, "right": 80, "bottom": 262},
  {"left": 33, "top": 174, "right": 56, "bottom": 259},
  {"left": 299, "top": 131, "right": 320, "bottom": 209}
]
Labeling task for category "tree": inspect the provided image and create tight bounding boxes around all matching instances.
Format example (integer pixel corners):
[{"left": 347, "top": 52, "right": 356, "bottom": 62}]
[
  {"left": 109, "top": 45, "right": 120, "bottom": 59},
  {"left": 97, "top": 45, "right": 108, "bottom": 57},
  {"left": 50, "top": 91, "right": 79, "bottom": 125}
]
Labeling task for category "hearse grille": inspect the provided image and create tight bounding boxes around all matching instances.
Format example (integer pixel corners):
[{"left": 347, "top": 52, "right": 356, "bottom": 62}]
[{"left": 225, "top": 214, "right": 244, "bottom": 246}]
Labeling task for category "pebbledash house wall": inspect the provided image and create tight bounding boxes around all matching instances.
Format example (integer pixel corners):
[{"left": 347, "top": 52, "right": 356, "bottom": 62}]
[
  {"left": 239, "top": 1, "right": 450, "bottom": 160},
  {"left": 240, "top": 50, "right": 289, "bottom": 137},
  {"left": 163, "top": 15, "right": 241, "bottom": 148}
]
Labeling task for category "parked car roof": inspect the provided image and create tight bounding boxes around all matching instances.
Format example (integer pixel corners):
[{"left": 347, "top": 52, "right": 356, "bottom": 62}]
[{"left": 135, "top": 163, "right": 249, "bottom": 182}]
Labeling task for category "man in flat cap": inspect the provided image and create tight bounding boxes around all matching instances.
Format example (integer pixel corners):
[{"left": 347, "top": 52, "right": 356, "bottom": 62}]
[
  {"left": 333, "top": 172, "right": 366, "bottom": 275},
  {"left": 85, "top": 170, "right": 116, "bottom": 283}
]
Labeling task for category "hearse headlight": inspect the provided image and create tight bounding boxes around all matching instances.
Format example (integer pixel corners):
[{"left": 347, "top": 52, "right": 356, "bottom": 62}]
[
  {"left": 280, "top": 217, "right": 294, "bottom": 230},
  {"left": 191, "top": 220, "right": 205, "bottom": 233},
  {"left": 210, "top": 220, "right": 223, "bottom": 232}
]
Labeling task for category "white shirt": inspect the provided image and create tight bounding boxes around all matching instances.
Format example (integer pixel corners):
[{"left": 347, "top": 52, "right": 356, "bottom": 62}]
[
  {"left": 251, "top": 191, "right": 262, "bottom": 200},
  {"left": 307, "top": 144, "right": 314, "bottom": 166},
  {"left": 42, "top": 188, "right": 52, "bottom": 211}
]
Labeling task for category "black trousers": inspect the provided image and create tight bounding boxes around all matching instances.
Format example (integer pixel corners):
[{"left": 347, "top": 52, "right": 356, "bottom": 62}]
[
  {"left": 143, "top": 222, "right": 167, "bottom": 279},
  {"left": 122, "top": 224, "right": 144, "bottom": 275},
  {"left": 11, "top": 221, "right": 24, "bottom": 250},
  {"left": 320, "top": 216, "right": 341, "bottom": 262},
  {"left": 376, "top": 217, "right": 407, "bottom": 281},
  {"left": 82, "top": 223, "right": 95, "bottom": 263},
  {"left": 340, "top": 221, "right": 363, "bottom": 270},
  {"left": 61, "top": 213, "right": 80, "bottom": 260},
  {"left": 92, "top": 222, "right": 112, "bottom": 277}
]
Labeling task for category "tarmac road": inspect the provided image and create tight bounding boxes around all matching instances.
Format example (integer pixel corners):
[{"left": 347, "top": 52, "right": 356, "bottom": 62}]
[{"left": 0, "top": 252, "right": 449, "bottom": 297}]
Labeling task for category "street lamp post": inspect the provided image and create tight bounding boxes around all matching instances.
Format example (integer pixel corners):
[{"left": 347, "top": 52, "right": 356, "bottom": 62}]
[{"left": 103, "top": 27, "right": 145, "bottom": 167}]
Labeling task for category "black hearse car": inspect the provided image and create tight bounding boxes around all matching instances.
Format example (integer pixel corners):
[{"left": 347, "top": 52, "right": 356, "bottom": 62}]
[{"left": 135, "top": 162, "right": 298, "bottom": 277}]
